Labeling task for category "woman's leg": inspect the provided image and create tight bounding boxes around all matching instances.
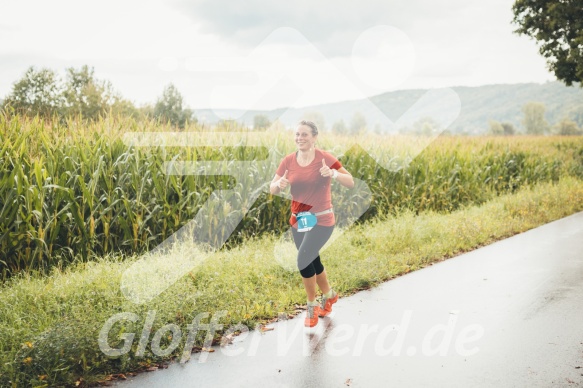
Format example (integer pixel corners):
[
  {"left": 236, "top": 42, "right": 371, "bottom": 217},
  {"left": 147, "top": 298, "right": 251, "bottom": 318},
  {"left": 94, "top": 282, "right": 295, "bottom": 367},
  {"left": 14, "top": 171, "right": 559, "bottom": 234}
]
[
  {"left": 315, "top": 269, "right": 331, "bottom": 295},
  {"left": 292, "top": 225, "right": 335, "bottom": 298},
  {"left": 301, "top": 275, "right": 318, "bottom": 302}
]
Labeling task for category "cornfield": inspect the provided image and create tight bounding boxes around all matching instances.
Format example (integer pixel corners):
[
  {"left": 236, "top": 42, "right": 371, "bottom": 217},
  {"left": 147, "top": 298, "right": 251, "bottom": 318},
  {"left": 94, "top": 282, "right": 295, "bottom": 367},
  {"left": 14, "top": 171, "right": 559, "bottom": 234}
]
[{"left": 1, "top": 113, "right": 582, "bottom": 280}]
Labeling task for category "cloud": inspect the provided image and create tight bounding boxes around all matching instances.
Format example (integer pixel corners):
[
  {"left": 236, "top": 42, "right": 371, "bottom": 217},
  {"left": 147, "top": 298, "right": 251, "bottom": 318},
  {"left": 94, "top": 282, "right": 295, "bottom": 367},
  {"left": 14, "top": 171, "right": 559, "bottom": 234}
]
[
  {"left": 172, "top": 0, "right": 481, "bottom": 57},
  {"left": 0, "top": 0, "right": 554, "bottom": 109}
]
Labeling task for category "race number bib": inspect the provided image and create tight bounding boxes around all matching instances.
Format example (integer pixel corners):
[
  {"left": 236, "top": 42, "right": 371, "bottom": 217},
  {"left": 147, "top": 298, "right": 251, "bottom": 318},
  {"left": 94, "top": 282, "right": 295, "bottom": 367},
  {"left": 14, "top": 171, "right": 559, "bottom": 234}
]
[{"left": 296, "top": 211, "right": 317, "bottom": 232}]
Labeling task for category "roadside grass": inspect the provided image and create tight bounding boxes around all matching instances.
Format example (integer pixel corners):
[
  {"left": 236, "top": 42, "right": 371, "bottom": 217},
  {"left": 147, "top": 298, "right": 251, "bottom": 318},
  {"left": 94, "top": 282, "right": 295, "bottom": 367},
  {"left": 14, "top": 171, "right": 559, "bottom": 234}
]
[{"left": 1, "top": 176, "right": 583, "bottom": 387}]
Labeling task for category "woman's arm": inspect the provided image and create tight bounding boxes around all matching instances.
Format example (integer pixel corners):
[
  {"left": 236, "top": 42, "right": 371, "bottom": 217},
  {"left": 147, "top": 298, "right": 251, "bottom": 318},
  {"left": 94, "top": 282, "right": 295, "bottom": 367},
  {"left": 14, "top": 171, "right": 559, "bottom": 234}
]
[{"left": 334, "top": 167, "right": 355, "bottom": 189}]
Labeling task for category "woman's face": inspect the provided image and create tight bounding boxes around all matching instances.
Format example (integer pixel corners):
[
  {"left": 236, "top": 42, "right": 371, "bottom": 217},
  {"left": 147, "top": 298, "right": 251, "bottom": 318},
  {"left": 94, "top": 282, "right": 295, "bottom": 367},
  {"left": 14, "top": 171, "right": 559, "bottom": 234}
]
[{"left": 295, "top": 125, "right": 317, "bottom": 151}]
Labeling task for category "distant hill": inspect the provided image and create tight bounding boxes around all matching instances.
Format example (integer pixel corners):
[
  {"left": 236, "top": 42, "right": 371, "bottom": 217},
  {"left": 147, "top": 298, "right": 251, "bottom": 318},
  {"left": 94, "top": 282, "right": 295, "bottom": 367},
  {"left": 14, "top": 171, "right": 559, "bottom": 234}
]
[{"left": 194, "top": 82, "right": 583, "bottom": 134}]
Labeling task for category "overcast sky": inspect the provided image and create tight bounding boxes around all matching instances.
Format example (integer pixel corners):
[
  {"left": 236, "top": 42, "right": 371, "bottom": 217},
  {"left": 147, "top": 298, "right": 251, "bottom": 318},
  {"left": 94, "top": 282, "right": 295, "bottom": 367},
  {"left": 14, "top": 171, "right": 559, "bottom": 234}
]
[{"left": 0, "top": 0, "right": 555, "bottom": 111}]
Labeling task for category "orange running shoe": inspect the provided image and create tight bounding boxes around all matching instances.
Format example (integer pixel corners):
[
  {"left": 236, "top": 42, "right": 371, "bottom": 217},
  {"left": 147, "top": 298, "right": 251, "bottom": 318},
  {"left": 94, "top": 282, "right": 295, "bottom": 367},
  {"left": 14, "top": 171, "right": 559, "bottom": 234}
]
[
  {"left": 319, "top": 291, "right": 338, "bottom": 317},
  {"left": 304, "top": 304, "right": 320, "bottom": 327}
]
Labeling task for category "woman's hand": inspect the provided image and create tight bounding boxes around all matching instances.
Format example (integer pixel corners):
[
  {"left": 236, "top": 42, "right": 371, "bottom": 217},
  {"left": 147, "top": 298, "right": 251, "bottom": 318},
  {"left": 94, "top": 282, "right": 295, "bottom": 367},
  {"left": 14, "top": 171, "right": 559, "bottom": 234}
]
[
  {"left": 278, "top": 170, "right": 290, "bottom": 189},
  {"left": 270, "top": 171, "right": 290, "bottom": 194},
  {"left": 321, "top": 159, "right": 355, "bottom": 189},
  {"left": 320, "top": 159, "right": 332, "bottom": 177}
]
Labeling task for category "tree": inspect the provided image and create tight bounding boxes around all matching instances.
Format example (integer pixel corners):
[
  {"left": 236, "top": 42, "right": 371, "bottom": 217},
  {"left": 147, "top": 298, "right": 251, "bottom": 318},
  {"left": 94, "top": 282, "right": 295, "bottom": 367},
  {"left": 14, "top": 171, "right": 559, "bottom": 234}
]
[
  {"left": 566, "top": 103, "right": 583, "bottom": 128},
  {"left": 490, "top": 121, "right": 517, "bottom": 136},
  {"left": 501, "top": 122, "right": 517, "bottom": 136},
  {"left": 488, "top": 120, "right": 504, "bottom": 135},
  {"left": 512, "top": 0, "right": 583, "bottom": 86},
  {"left": 412, "top": 117, "right": 441, "bottom": 136},
  {"left": 154, "top": 84, "right": 195, "bottom": 129},
  {"left": 2, "top": 65, "right": 139, "bottom": 121},
  {"left": 110, "top": 98, "right": 140, "bottom": 118},
  {"left": 253, "top": 114, "right": 271, "bottom": 130},
  {"left": 349, "top": 111, "right": 367, "bottom": 135},
  {"left": 331, "top": 119, "right": 348, "bottom": 135},
  {"left": 522, "top": 102, "right": 549, "bottom": 135},
  {"left": 63, "top": 65, "right": 120, "bottom": 120},
  {"left": 3, "top": 67, "right": 62, "bottom": 117},
  {"left": 552, "top": 118, "right": 582, "bottom": 135}
]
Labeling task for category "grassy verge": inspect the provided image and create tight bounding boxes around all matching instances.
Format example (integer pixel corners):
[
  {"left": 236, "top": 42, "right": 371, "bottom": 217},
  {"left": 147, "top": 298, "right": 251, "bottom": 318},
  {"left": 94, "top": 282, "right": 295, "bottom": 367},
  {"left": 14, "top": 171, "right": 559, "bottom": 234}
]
[{"left": 2, "top": 176, "right": 583, "bottom": 387}]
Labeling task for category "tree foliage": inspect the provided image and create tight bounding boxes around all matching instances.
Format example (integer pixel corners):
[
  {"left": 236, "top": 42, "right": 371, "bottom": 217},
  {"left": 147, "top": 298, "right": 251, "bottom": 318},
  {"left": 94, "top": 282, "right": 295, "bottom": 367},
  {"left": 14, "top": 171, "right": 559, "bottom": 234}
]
[
  {"left": 3, "top": 67, "right": 62, "bottom": 117},
  {"left": 62, "top": 65, "right": 132, "bottom": 120},
  {"left": 512, "top": 0, "right": 583, "bottom": 85},
  {"left": 253, "top": 114, "right": 271, "bottom": 130},
  {"left": 488, "top": 120, "right": 504, "bottom": 135},
  {"left": 411, "top": 117, "right": 441, "bottom": 136},
  {"left": 490, "top": 121, "right": 517, "bottom": 136},
  {"left": 349, "top": 111, "right": 367, "bottom": 134},
  {"left": 332, "top": 119, "right": 348, "bottom": 135},
  {"left": 63, "top": 66, "right": 99, "bottom": 117},
  {"left": 522, "top": 102, "right": 550, "bottom": 135},
  {"left": 501, "top": 122, "right": 517, "bottom": 136},
  {"left": 3, "top": 65, "right": 137, "bottom": 120},
  {"left": 552, "top": 118, "right": 582, "bottom": 135},
  {"left": 153, "top": 83, "right": 195, "bottom": 129}
]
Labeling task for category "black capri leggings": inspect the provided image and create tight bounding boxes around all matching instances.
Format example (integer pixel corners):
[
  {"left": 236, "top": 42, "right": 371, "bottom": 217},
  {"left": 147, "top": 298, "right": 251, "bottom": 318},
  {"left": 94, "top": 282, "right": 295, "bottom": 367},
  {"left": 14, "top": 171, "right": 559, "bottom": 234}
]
[{"left": 291, "top": 225, "right": 335, "bottom": 278}]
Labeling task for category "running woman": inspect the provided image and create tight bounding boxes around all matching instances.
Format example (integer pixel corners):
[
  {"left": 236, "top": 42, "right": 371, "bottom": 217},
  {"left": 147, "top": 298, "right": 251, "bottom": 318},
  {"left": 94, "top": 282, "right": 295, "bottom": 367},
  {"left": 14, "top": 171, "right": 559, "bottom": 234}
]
[{"left": 270, "top": 120, "right": 355, "bottom": 327}]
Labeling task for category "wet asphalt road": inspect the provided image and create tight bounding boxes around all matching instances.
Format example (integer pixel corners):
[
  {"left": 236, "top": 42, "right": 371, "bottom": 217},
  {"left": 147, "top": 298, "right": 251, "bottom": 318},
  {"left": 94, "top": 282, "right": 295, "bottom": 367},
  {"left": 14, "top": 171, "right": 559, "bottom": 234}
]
[{"left": 116, "top": 212, "right": 583, "bottom": 387}]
